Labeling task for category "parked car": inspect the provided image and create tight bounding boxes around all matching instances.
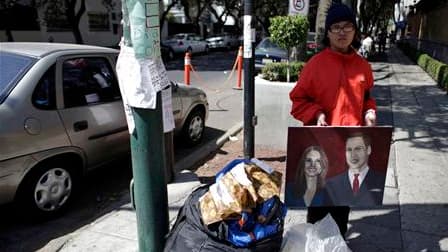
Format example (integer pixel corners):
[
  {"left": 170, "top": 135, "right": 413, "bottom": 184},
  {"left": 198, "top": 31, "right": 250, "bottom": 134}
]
[
  {"left": 0, "top": 42, "right": 209, "bottom": 218},
  {"left": 254, "top": 37, "right": 288, "bottom": 70},
  {"left": 306, "top": 32, "right": 318, "bottom": 55},
  {"left": 163, "top": 33, "right": 209, "bottom": 55},
  {"left": 206, "top": 33, "right": 240, "bottom": 50}
]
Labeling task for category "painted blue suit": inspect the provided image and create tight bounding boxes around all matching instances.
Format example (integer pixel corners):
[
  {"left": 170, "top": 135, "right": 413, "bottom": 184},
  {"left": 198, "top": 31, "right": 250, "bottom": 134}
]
[{"left": 324, "top": 169, "right": 385, "bottom": 207}]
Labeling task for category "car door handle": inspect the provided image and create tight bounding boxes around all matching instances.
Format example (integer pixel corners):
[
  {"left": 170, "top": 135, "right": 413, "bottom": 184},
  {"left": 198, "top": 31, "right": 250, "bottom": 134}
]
[{"left": 74, "top": 120, "right": 88, "bottom": 132}]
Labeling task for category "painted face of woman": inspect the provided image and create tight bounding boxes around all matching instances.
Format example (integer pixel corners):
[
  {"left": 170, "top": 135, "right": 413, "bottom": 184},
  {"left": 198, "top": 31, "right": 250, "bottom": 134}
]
[{"left": 304, "top": 150, "right": 323, "bottom": 177}]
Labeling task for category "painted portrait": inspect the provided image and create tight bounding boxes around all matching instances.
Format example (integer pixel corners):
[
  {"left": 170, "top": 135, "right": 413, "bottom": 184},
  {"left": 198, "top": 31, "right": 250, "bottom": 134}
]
[{"left": 285, "top": 126, "right": 393, "bottom": 207}]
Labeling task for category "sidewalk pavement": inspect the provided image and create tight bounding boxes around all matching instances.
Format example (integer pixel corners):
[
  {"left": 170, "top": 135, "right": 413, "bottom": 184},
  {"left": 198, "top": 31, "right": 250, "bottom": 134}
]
[{"left": 58, "top": 46, "right": 448, "bottom": 252}]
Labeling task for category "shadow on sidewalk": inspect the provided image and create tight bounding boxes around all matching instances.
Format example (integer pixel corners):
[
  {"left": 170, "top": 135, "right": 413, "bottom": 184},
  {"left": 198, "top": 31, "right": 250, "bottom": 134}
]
[
  {"left": 388, "top": 84, "right": 448, "bottom": 152},
  {"left": 347, "top": 203, "right": 448, "bottom": 252}
]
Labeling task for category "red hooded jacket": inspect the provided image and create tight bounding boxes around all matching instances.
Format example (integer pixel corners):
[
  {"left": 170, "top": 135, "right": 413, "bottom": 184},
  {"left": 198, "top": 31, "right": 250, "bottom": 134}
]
[{"left": 289, "top": 48, "right": 376, "bottom": 126}]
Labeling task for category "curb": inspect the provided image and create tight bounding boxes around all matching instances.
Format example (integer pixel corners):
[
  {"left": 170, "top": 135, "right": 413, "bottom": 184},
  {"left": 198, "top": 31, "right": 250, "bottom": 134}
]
[{"left": 174, "top": 121, "right": 243, "bottom": 173}]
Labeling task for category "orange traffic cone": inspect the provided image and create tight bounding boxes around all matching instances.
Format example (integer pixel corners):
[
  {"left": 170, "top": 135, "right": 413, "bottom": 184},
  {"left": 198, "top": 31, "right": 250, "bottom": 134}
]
[
  {"left": 233, "top": 46, "right": 243, "bottom": 90},
  {"left": 184, "top": 52, "right": 191, "bottom": 85}
]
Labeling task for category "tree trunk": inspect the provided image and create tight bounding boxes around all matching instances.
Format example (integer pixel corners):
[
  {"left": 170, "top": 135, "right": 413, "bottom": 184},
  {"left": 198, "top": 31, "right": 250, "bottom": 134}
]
[
  {"left": 4, "top": 9, "right": 14, "bottom": 42},
  {"left": 160, "top": 0, "right": 179, "bottom": 34},
  {"left": 315, "top": 0, "right": 332, "bottom": 49},
  {"left": 5, "top": 29, "right": 14, "bottom": 42},
  {"left": 65, "top": 0, "right": 85, "bottom": 44},
  {"left": 73, "top": 26, "right": 84, "bottom": 44}
]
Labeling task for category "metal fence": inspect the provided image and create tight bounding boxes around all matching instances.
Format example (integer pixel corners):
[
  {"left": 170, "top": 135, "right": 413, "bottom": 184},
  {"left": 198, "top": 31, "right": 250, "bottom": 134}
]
[{"left": 405, "top": 38, "right": 448, "bottom": 64}]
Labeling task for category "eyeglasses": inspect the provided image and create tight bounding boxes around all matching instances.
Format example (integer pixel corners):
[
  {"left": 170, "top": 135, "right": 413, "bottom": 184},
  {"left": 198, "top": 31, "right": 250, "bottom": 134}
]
[{"left": 329, "top": 24, "right": 355, "bottom": 33}]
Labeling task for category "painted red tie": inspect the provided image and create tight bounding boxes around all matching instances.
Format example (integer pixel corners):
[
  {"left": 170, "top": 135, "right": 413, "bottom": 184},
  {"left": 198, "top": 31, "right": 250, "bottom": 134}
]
[{"left": 353, "top": 174, "right": 360, "bottom": 194}]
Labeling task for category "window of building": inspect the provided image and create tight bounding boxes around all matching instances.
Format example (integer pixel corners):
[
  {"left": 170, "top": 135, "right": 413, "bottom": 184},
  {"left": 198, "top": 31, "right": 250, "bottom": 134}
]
[{"left": 88, "top": 12, "right": 110, "bottom": 31}]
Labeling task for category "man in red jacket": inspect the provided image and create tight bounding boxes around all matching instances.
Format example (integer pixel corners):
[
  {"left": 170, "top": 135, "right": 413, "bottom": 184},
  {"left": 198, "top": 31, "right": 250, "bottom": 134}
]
[{"left": 289, "top": 3, "right": 376, "bottom": 236}]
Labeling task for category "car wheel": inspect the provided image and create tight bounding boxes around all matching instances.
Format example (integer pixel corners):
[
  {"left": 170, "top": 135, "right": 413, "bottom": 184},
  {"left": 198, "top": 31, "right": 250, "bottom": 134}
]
[
  {"left": 17, "top": 163, "right": 77, "bottom": 219},
  {"left": 182, "top": 109, "right": 205, "bottom": 146}
]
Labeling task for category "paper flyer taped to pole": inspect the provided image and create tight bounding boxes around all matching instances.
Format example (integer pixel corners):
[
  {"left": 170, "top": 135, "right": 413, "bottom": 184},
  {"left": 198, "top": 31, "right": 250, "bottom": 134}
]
[
  {"left": 243, "top": 15, "right": 252, "bottom": 58},
  {"left": 117, "top": 0, "right": 173, "bottom": 134},
  {"left": 116, "top": 46, "right": 173, "bottom": 134}
]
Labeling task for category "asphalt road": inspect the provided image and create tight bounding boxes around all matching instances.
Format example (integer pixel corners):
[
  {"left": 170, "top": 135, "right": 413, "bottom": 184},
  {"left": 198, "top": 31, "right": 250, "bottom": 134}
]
[{"left": 0, "top": 48, "right": 243, "bottom": 251}]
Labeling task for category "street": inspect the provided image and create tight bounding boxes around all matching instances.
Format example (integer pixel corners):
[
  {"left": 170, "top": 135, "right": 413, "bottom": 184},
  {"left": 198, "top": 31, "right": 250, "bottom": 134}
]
[
  {"left": 1, "top": 47, "right": 447, "bottom": 252},
  {"left": 0, "top": 48, "right": 243, "bottom": 251}
]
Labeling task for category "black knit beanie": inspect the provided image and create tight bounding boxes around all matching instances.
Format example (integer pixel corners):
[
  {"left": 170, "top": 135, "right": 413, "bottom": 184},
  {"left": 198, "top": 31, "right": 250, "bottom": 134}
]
[{"left": 325, "top": 4, "right": 356, "bottom": 33}]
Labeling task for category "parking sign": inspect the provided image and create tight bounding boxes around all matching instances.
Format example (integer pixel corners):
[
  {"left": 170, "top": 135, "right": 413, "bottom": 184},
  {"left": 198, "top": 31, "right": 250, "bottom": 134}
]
[{"left": 289, "top": 0, "right": 309, "bottom": 16}]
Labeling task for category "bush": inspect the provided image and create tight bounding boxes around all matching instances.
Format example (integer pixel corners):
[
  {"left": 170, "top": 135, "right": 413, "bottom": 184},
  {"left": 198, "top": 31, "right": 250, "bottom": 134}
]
[
  {"left": 269, "top": 15, "right": 309, "bottom": 61},
  {"left": 398, "top": 41, "right": 448, "bottom": 94},
  {"left": 428, "top": 59, "right": 446, "bottom": 89},
  {"left": 417, "top": 53, "right": 431, "bottom": 69},
  {"left": 261, "top": 62, "right": 305, "bottom": 82},
  {"left": 441, "top": 67, "right": 448, "bottom": 93},
  {"left": 417, "top": 54, "right": 448, "bottom": 88}
]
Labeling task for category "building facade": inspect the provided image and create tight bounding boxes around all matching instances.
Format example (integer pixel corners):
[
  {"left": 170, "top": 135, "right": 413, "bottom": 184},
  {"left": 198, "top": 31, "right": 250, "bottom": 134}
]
[
  {"left": 405, "top": 0, "right": 448, "bottom": 63},
  {"left": 0, "top": 0, "right": 122, "bottom": 47}
]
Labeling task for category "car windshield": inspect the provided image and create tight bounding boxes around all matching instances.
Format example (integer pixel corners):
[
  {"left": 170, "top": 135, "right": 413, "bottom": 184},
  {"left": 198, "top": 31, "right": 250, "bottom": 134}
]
[
  {"left": 0, "top": 52, "right": 35, "bottom": 103},
  {"left": 256, "top": 38, "right": 281, "bottom": 51},
  {"left": 173, "top": 34, "right": 186, "bottom": 40}
]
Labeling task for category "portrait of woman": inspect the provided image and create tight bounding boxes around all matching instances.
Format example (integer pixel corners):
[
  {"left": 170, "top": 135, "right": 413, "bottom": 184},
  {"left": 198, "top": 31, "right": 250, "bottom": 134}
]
[{"left": 287, "top": 146, "right": 329, "bottom": 207}]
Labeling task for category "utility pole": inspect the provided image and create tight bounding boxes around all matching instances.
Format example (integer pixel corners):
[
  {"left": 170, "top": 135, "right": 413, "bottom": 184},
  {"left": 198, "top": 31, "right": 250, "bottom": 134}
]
[
  {"left": 243, "top": 0, "right": 255, "bottom": 159},
  {"left": 118, "top": 0, "right": 169, "bottom": 251},
  {"left": 131, "top": 102, "right": 168, "bottom": 251}
]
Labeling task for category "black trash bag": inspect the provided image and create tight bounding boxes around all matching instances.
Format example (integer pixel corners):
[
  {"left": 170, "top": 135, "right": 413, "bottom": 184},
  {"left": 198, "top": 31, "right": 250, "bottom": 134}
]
[{"left": 164, "top": 185, "right": 284, "bottom": 252}]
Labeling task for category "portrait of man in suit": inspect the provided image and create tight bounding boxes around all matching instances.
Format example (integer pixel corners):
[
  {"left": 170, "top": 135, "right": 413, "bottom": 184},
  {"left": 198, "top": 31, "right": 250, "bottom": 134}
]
[{"left": 324, "top": 132, "right": 386, "bottom": 206}]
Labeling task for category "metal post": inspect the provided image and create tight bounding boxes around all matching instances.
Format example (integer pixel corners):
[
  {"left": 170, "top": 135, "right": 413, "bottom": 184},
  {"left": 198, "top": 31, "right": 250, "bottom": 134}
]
[
  {"left": 119, "top": 0, "right": 170, "bottom": 250},
  {"left": 243, "top": 0, "right": 255, "bottom": 159},
  {"left": 130, "top": 92, "right": 169, "bottom": 251}
]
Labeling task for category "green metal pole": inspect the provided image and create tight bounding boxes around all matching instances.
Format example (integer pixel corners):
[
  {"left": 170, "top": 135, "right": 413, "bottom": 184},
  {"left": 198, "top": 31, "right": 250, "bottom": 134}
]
[
  {"left": 119, "top": 0, "right": 168, "bottom": 250},
  {"left": 130, "top": 92, "right": 169, "bottom": 251}
]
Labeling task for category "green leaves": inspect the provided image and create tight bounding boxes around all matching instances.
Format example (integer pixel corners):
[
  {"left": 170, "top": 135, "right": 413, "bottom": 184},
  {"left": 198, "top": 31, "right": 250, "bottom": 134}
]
[
  {"left": 261, "top": 61, "right": 305, "bottom": 82},
  {"left": 269, "top": 15, "right": 309, "bottom": 51}
]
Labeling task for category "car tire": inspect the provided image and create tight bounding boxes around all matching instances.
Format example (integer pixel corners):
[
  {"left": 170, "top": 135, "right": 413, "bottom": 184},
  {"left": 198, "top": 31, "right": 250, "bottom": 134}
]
[
  {"left": 16, "top": 162, "right": 78, "bottom": 219},
  {"left": 182, "top": 108, "right": 205, "bottom": 146}
]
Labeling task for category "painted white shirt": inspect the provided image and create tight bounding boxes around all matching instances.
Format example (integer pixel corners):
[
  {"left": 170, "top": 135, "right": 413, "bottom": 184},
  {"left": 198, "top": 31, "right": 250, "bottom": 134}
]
[{"left": 348, "top": 166, "right": 370, "bottom": 190}]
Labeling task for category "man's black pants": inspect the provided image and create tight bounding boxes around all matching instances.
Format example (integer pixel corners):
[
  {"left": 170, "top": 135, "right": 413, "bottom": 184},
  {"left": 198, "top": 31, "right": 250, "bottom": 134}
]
[{"left": 307, "top": 206, "right": 350, "bottom": 236}]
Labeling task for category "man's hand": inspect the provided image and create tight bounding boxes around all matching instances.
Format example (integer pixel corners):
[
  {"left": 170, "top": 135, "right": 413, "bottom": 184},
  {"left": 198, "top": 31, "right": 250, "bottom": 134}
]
[
  {"left": 365, "top": 110, "right": 376, "bottom": 126},
  {"left": 316, "top": 112, "right": 328, "bottom": 126}
]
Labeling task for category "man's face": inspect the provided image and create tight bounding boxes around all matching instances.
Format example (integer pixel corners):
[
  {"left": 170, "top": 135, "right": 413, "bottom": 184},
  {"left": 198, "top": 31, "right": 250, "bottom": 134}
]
[
  {"left": 327, "top": 21, "right": 355, "bottom": 53},
  {"left": 345, "top": 136, "right": 371, "bottom": 171}
]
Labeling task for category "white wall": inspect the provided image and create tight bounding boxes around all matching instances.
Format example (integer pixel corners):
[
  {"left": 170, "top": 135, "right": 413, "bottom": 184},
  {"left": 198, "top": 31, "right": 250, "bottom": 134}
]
[{"left": 254, "top": 76, "right": 303, "bottom": 151}]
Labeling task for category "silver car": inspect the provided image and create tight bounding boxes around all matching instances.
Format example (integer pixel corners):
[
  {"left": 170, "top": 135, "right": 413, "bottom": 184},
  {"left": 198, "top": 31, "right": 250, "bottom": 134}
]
[
  {"left": 163, "top": 33, "right": 209, "bottom": 54},
  {"left": 0, "top": 42, "right": 208, "bottom": 218},
  {"left": 206, "top": 33, "right": 240, "bottom": 50}
]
